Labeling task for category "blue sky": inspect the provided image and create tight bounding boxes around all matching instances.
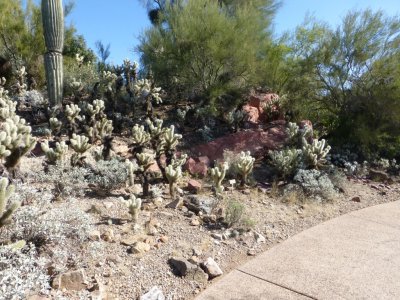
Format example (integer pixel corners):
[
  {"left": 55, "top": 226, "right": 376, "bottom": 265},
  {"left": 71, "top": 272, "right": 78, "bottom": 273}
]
[{"left": 38, "top": 0, "right": 400, "bottom": 65}]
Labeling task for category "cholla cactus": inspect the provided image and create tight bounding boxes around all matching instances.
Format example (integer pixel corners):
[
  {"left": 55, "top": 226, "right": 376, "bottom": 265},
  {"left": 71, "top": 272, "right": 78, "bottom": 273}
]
[
  {"left": 126, "top": 159, "right": 138, "bottom": 187},
  {"left": 0, "top": 132, "right": 11, "bottom": 159},
  {"left": 0, "top": 177, "right": 19, "bottom": 228},
  {"left": 302, "top": 138, "right": 331, "bottom": 168},
  {"left": 121, "top": 194, "right": 142, "bottom": 224},
  {"left": 171, "top": 153, "right": 188, "bottom": 169},
  {"left": 165, "top": 164, "right": 182, "bottom": 199},
  {"left": 133, "top": 79, "right": 162, "bottom": 104},
  {"left": 158, "top": 125, "right": 182, "bottom": 153},
  {"left": 70, "top": 134, "right": 91, "bottom": 154},
  {"left": 269, "top": 148, "right": 302, "bottom": 179},
  {"left": 75, "top": 53, "right": 84, "bottom": 66},
  {"left": 210, "top": 162, "right": 229, "bottom": 194},
  {"left": 41, "top": 140, "right": 68, "bottom": 164},
  {"left": 93, "top": 118, "right": 113, "bottom": 140},
  {"left": 14, "top": 66, "right": 27, "bottom": 95},
  {"left": 286, "top": 122, "right": 299, "bottom": 140},
  {"left": 131, "top": 124, "right": 150, "bottom": 147},
  {"left": 102, "top": 71, "right": 117, "bottom": 92},
  {"left": 146, "top": 118, "right": 165, "bottom": 138},
  {"left": 2, "top": 117, "right": 36, "bottom": 171},
  {"left": 235, "top": 151, "right": 255, "bottom": 186},
  {"left": 87, "top": 99, "right": 105, "bottom": 118},
  {"left": 136, "top": 152, "right": 154, "bottom": 171},
  {"left": 65, "top": 104, "right": 82, "bottom": 123},
  {"left": 49, "top": 117, "right": 62, "bottom": 133}
]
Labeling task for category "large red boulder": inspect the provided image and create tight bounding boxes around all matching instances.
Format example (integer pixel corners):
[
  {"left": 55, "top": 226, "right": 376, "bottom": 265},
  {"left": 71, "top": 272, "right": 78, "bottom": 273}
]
[
  {"left": 184, "top": 157, "right": 209, "bottom": 177},
  {"left": 191, "top": 120, "right": 287, "bottom": 162},
  {"left": 243, "top": 92, "right": 281, "bottom": 124}
]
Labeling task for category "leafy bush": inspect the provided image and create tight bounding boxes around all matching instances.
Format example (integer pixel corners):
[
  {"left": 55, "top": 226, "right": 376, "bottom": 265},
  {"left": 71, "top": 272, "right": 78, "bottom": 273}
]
[{"left": 224, "top": 199, "right": 245, "bottom": 228}]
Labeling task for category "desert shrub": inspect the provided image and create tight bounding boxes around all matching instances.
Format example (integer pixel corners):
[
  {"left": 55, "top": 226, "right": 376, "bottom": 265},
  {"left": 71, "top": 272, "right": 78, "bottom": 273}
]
[
  {"left": 87, "top": 158, "right": 128, "bottom": 191},
  {"left": 224, "top": 199, "right": 245, "bottom": 228},
  {"left": 293, "top": 169, "right": 337, "bottom": 202},
  {"left": 10, "top": 200, "right": 93, "bottom": 272},
  {"left": 0, "top": 244, "right": 50, "bottom": 299},
  {"left": 34, "top": 164, "right": 90, "bottom": 198}
]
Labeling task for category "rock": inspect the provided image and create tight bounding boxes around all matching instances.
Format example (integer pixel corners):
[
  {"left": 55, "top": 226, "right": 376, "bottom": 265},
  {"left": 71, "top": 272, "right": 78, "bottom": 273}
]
[
  {"left": 191, "top": 123, "right": 287, "bottom": 162},
  {"left": 169, "top": 257, "right": 197, "bottom": 277},
  {"left": 369, "top": 169, "right": 391, "bottom": 182},
  {"left": 89, "top": 230, "right": 101, "bottom": 241},
  {"left": 241, "top": 189, "right": 251, "bottom": 195},
  {"left": 190, "top": 217, "right": 201, "bottom": 226},
  {"left": 185, "top": 195, "right": 216, "bottom": 215},
  {"left": 184, "top": 157, "right": 208, "bottom": 177},
  {"left": 140, "top": 286, "right": 165, "bottom": 300},
  {"left": 130, "top": 184, "right": 143, "bottom": 195},
  {"left": 153, "top": 197, "right": 164, "bottom": 207},
  {"left": 27, "top": 295, "right": 50, "bottom": 300},
  {"left": 198, "top": 156, "right": 211, "bottom": 166},
  {"left": 165, "top": 197, "right": 184, "bottom": 209},
  {"left": 247, "top": 249, "right": 257, "bottom": 256},
  {"left": 120, "top": 235, "right": 148, "bottom": 246},
  {"left": 101, "top": 229, "right": 115, "bottom": 242},
  {"left": 52, "top": 269, "right": 87, "bottom": 291},
  {"left": 159, "top": 235, "right": 169, "bottom": 243},
  {"left": 187, "top": 179, "right": 202, "bottom": 194},
  {"left": 254, "top": 232, "right": 266, "bottom": 243},
  {"left": 90, "top": 275, "right": 110, "bottom": 300},
  {"left": 129, "top": 242, "right": 151, "bottom": 254},
  {"left": 371, "top": 184, "right": 380, "bottom": 190},
  {"left": 201, "top": 257, "right": 223, "bottom": 278},
  {"left": 103, "top": 202, "right": 114, "bottom": 209},
  {"left": 202, "top": 214, "right": 217, "bottom": 224},
  {"left": 351, "top": 196, "right": 361, "bottom": 202},
  {"left": 211, "top": 233, "right": 223, "bottom": 240},
  {"left": 148, "top": 162, "right": 162, "bottom": 174},
  {"left": 242, "top": 104, "right": 260, "bottom": 124}
]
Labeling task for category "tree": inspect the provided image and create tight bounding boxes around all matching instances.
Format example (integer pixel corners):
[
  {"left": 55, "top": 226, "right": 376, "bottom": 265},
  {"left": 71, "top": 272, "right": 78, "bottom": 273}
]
[
  {"left": 281, "top": 9, "right": 400, "bottom": 158},
  {"left": 138, "top": 0, "right": 279, "bottom": 110}
]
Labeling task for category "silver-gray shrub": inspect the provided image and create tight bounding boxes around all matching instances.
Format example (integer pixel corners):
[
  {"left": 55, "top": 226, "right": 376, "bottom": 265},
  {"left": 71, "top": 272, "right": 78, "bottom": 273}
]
[
  {"left": 11, "top": 200, "right": 93, "bottom": 272},
  {"left": 293, "top": 169, "right": 337, "bottom": 201},
  {"left": 0, "top": 244, "right": 50, "bottom": 300},
  {"left": 34, "top": 164, "right": 90, "bottom": 198},
  {"left": 87, "top": 158, "right": 128, "bottom": 190}
]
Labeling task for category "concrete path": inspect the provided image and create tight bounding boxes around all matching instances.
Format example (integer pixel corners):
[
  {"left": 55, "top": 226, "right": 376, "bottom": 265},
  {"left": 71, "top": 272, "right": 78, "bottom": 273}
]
[{"left": 196, "top": 201, "right": 400, "bottom": 300}]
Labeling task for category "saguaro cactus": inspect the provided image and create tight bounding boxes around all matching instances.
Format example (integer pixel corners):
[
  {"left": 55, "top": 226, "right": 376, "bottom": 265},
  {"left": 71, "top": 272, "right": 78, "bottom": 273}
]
[{"left": 42, "top": 0, "right": 64, "bottom": 106}]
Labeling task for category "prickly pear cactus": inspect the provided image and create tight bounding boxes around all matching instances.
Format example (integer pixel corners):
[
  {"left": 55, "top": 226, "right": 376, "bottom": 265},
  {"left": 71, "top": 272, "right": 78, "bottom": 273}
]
[{"left": 42, "top": 0, "right": 64, "bottom": 106}]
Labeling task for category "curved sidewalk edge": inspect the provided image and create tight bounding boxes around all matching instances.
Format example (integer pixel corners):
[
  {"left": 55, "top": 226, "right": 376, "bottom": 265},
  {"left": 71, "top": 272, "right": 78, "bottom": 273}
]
[{"left": 196, "top": 201, "right": 400, "bottom": 300}]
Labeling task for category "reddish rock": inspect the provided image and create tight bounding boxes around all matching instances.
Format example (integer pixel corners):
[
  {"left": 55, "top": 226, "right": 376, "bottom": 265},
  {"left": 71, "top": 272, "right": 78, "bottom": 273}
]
[
  {"left": 242, "top": 104, "right": 260, "bottom": 124},
  {"left": 198, "top": 156, "right": 211, "bottom": 166},
  {"left": 248, "top": 93, "right": 279, "bottom": 114},
  {"left": 187, "top": 179, "right": 202, "bottom": 194},
  {"left": 148, "top": 162, "right": 161, "bottom": 174},
  {"left": 191, "top": 121, "right": 287, "bottom": 162},
  {"left": 184, "top": 157, "right": 208, "bottom": 177}
]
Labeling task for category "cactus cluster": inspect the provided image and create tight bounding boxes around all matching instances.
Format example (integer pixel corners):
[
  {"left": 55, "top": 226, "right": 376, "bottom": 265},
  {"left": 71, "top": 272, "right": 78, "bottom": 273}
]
[
  {"left": 121, "top": 194, "right": 142, "bottom": 224},
  {"left": 165, "top": 164, "right": 182, "bottom": 199},
  {"left": 158, "top": 125, "right": 182, "bottom": 154},
  {"left": 126, "top": 159, "right": 138, "bottom": 187},
  {"left": 41, "top": 140, "right": 68, "bottom": 164},
  {"left": 269, "top": 148, "right": 302, "bottom": 179},
  {"left": 210, "top": 162, "right": 229, "bottom": 194},
  {"left": 14, "top": 66, "right": 27, "bottom": 95},
  {"left": 70, "top": 134, "right": 91, "bottom": 154},
  {"left": 0, "top": 177, "right": 18, "bottom": 228},
  {"left": 131, "top": 124, "right": 151, "bottom": 147},
  {"left": 235, "top": 151, "right": 255, "bottom": 186},
  {"left": 302, "top": 138, "right": 331, "bottom": 168}
]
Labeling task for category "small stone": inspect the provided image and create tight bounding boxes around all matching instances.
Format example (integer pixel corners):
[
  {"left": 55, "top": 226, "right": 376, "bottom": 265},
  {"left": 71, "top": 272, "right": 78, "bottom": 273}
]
[
  {"left": 241, "top": 189, "right": 251, "bottom": 195},
  {"left": 176, "top": 187, "right": 184, "bottom": 195},
  {"left": 247, "top": 249, "right": 257, "bottom": 256},
  {"left": 201, "top": 257, "right": 223, "bottom": 278},
  {"left": 188, "top": 256, "right": 200, "bottom": 264},
  {"left": 169, "top": 257, "right": 197, "bottom": 277},
  {"left": 52, "top": 269, "right": 87, "bottom": 291},
  {"left": 89, "top": 230, "right": 101, "bottom": 241},
  {"left": 371, "top": 184, "right": 379, "bottom": 190},
  {"left": 159, "top": 235, "right": 169, "bottom": 243},
  {"left": 165, "top": 197, "right": 184, "bottom": 209},
  {"left": 228, "top": 179, "right": 236, "bottom": 186},
  {"left": 211, "top": 233, "right": 223, "bottom": 240},
  {"left": 130, "top": 242, "right": 151, "bottom": 254},
  {"left": 254, "top": 232, "right": 266, "bottom": 243},
  {"left": 101, "top": 229, "right": 114, "bottom": 242},
  {"left": 106, "top": 255, "right": 122, "bottom": 264},
  {"left": 192, "top": 247, "right": 203, "bottom": 256},
  {"left": 190, "top": 218, "right": 200, "bottom": 226},
  {"left": 153, "top": 197, "right": 164, "bottom": 207},
  {"left": 103, "top": 202, "right": 114, "bottom": 209},
  {"left": 120, "top": 235, "right": 147, "bottom": 246},
  {"left": 187, "top": 179, "right": 202, "bottom": 194},
  {"left": 140, "top": 286, "right": 165, "bottom": 300},
  {"left": 351, "top": 196, "right": 361, "bottom": 202}
]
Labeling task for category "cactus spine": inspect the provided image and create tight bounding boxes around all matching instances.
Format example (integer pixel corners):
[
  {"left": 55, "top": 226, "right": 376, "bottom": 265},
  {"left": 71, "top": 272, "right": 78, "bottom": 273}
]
[{"left": 42, "top": 0, "right": 64, "bottom": 106}]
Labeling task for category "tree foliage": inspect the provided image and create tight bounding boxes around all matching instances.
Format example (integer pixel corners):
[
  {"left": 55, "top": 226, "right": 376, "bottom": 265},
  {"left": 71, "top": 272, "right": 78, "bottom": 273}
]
[{"left": 138, "top": 0, "right": 280, "bottom": 109}]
